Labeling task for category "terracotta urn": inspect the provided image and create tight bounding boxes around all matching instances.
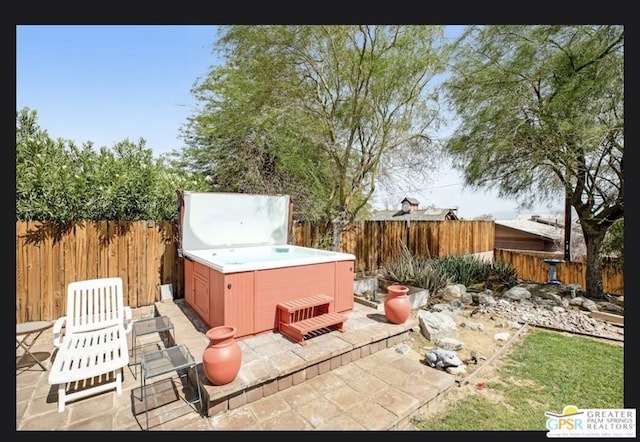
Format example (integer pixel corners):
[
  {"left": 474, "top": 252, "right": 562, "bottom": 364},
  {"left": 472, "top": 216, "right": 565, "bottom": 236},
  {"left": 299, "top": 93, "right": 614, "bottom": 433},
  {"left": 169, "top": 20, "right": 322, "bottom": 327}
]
[
  {"left": 202, "top": 325, "right": 242, "bottom": 385},
  {"left": 384, "top": 284, "right": 411, "bottom": 324}
]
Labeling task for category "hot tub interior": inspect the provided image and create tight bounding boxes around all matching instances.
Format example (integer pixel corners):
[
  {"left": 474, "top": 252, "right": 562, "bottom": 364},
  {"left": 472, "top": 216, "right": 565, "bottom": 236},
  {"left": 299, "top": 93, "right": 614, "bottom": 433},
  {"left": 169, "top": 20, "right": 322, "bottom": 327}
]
[{"left": 210, "top": 245, "right": 335, "bottom": 264}]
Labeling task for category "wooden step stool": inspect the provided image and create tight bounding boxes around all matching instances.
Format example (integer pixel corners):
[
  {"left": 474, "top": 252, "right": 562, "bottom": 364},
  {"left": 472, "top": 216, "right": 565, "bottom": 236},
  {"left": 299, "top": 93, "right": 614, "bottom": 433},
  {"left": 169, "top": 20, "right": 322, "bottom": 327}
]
[{"left": 277, "top": 294, "right": 347, "bottom": 345}]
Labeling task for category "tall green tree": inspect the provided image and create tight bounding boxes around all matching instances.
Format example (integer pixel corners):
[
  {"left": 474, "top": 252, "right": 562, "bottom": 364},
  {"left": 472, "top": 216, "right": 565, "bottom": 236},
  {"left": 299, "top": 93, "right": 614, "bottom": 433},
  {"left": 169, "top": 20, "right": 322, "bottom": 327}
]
[
  {"left": 176, "top": 25, "right": 449, "bottom": 249},
  {"left": 442, "top": 25, "right": 623, "bottom": 298}
]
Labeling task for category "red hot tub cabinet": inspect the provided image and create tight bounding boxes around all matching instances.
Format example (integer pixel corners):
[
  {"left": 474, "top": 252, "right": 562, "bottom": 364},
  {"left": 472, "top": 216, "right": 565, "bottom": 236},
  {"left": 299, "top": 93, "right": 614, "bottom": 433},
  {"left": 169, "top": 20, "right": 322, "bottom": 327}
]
[{"left": 179, "top": 191, "right": 356, "bottom": 340}]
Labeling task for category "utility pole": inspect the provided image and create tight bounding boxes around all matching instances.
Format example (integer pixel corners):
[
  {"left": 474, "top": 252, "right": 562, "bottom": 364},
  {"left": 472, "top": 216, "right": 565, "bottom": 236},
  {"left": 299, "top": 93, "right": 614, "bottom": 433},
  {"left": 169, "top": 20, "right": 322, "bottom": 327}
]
[{"left": 564, "top": 191, "right": 571, "bottom": 262}]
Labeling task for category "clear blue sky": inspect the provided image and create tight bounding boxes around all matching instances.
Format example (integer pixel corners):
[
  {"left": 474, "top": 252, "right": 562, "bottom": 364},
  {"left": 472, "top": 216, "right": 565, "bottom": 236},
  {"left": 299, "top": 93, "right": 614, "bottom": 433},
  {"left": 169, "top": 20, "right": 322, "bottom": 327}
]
[
  {"left": 16, "top": 24, "right": 563, "bottom": 219},
  {"left": 17, "top": 25, "right": 218, "bottom": 156}
]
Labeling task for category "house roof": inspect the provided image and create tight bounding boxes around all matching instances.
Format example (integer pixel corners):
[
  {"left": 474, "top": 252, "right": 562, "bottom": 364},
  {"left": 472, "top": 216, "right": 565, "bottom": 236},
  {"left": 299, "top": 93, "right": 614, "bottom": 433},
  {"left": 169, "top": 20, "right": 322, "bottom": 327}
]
[
  {"left": 370, "top": 207, "right": 459, "bottom": 221},
  {"left": 494, "top": 218, "right": 564, "bottom": 241},
  {"left": 496, "top": 212, "right": 586, "bottom": 258},
  {"left": 401, "top": 197, "right": 420, "bottom": 205}
]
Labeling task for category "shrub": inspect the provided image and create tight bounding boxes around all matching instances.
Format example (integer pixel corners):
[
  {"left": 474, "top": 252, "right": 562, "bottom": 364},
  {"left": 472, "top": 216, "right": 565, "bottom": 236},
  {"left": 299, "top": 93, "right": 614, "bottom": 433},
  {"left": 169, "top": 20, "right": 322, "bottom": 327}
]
[
  {"left": 380, "top": 242, "right": 452, "bottom": 296},
  {"left": 430, "top": 255, "right": 481, "bottom": 287},
  {"left": 430, "top": 255, "right": 519, "bottom": 290},
  {"left": 488, "top": 259, "right": 519, "bottom": 288},
  {"left": 381, "top": 244, "right": 520, "bottom": 296}
]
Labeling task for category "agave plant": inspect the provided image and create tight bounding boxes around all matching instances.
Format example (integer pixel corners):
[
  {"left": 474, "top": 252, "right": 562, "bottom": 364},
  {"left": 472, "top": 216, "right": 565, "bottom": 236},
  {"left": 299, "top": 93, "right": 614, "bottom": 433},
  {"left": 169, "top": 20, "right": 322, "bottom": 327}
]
[{"left": 380, "top": 241, "right": 451, "bottom": 296}]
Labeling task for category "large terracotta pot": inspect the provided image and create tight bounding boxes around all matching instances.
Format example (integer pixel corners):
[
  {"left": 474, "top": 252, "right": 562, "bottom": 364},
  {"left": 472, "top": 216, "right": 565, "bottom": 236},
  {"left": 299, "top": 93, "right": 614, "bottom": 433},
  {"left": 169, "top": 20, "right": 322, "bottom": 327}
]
[
  {"left": 202, "top": 325, "right": 242, "bottom": 385},
  {"left": 384, "top": 284, "right": 411, "bottom": 324}
]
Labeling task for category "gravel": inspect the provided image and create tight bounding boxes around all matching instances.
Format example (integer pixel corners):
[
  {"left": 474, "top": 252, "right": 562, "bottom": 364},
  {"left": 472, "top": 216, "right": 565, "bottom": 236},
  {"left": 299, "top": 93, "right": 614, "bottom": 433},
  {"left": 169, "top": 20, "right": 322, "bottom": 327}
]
[{"left": 480, "top": 296, "right": 624, "bottom": 341}]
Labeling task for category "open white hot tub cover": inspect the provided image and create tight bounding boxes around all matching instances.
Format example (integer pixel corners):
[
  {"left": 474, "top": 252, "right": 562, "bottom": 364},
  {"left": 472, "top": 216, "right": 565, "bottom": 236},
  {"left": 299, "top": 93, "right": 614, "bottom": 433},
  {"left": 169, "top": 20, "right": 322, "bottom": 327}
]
[{"left": 180, "top": 191, "right": 291, "bottom": 251}]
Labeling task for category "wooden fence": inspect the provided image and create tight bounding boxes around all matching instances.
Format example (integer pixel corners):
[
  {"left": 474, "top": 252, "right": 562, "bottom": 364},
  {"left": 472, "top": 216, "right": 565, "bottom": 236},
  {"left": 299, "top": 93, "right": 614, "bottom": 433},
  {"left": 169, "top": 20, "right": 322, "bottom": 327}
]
[
  {"left": 16, "top": 220, "right": 623, "bottom": 323},
  {"left": 293, "top": 220, "right": 496, "bottom": 273},
  {"left": 494, "top": 249, "right": 624, "bottom": 296},
  {"left": 16, "top": 221, "right": 183, "bottom": 323}
]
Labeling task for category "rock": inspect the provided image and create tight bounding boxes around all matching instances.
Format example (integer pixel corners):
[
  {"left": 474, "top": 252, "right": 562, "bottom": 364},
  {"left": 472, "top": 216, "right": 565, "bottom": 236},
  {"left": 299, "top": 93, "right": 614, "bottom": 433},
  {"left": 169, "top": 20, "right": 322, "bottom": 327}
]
[
  {"left": 502, "top": 286, "right": 532, "bottom": 301},
  {"left": 506, "top": 320, "right": 521, "bottom": 329},
  {"left": 460, "top": 292, "right": 474, "bottom": 305},
  {"left": 408, "top": 282, "right": 623, "bottom": 372},
  {"left": 435, "top": 337, "right": 464, "bottom": 351},
  {"left": 461, "top": 321, "right": 484, "bottom": 331},
  {"left": 477, "top": 292, "right": 497, "bottom": 306},
  {"left": 446, "top": 365, "right": 467, "bottom": 375},
  {"left": 484, "top": 288, "right": 623, "bottom": 340},
  {"left": 417, "top": 310, "right": 458, "bottom": 342},
  {"left": 443, "top": 283, "right": 467, "bottom": 297},
  {"left": 449, "top": 299, "right": 465, "bottom": 310},
  {"left": 430, "top": 303, "right": 462, "bottom": 322},
  {"left": 596, "top": 301, "right": 624, "bottom": 314},
  {"left": 582, "top": 299, "right": 598, "bottom": 312},
  {"left": 568, "top": 296, "right": 584, "bottom": 307}
]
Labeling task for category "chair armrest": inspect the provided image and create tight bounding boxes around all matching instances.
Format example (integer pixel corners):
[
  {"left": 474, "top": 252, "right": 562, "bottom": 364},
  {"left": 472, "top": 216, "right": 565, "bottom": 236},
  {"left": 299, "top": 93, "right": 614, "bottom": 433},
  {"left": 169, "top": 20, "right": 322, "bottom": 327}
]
[
  {"left": 123, "top": 306, "right": 133, "bottom": 334},
  {"left": 52, "top": 316, "right": 67, "bottom": 348}
]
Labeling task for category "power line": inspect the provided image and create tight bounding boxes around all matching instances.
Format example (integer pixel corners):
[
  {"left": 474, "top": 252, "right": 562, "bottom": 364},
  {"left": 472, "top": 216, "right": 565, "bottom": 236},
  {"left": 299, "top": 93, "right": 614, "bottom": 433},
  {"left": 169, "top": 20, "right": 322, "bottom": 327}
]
[{"left": 426, "top": 182, "right": 463, "bottom": 189}]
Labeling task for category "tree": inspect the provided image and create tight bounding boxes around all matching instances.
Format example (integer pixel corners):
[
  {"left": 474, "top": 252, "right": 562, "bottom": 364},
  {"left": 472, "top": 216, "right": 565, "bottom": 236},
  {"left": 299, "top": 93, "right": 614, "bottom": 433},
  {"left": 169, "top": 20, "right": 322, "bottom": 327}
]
[
  {"left": 176, "top": 25, "right": 450, "bottom": 249},
  {"left": 601, "top": 218, "right": 623, "bottom": 271},
  {"left": 442, "top": 25, "right": 623, "bottom": 298},
  {"left": 474, "top": 214, "right": 495, "bottom": 220},
  {"left": 16, "top": 107, "right": 209, "bottom": 222}
]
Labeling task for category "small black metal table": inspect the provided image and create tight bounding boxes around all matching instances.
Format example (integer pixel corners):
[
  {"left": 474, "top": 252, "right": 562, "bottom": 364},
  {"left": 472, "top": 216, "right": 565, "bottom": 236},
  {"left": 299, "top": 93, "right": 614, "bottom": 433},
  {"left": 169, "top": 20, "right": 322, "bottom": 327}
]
[{"left": 16, "top": 321, "right": 53, "bottom": 371}]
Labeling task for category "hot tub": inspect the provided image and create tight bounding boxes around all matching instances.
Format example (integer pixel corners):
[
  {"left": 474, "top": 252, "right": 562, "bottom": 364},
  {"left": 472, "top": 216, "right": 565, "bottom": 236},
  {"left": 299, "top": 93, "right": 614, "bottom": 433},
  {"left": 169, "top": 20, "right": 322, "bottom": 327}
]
[{"left": 179, "top": 191, "right": 356, "bottom": 339}]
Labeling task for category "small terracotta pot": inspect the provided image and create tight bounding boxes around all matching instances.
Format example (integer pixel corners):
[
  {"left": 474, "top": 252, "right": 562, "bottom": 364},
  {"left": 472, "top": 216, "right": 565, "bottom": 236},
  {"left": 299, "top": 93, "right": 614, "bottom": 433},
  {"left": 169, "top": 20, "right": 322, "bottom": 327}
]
[
  {"left": 384, "top": 284, "right": 411, "bottom": 324},
  {"left": 202, "top": 325, "right": 242, "bottom": 385}
]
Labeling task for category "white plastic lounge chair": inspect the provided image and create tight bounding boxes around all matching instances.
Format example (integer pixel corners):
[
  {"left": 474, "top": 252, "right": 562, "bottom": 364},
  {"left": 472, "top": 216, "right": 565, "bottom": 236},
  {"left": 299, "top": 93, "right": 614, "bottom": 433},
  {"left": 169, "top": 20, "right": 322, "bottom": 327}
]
[{"left": 48, "top": 277, "right": 133, "bottom": 412}]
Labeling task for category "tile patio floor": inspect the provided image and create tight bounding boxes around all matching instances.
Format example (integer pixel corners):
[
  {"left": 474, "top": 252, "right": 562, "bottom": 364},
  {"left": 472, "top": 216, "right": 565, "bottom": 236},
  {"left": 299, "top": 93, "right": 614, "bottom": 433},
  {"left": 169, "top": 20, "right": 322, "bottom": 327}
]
[{"left": 16, "top": 300, "right": 458, "bottom": 431}]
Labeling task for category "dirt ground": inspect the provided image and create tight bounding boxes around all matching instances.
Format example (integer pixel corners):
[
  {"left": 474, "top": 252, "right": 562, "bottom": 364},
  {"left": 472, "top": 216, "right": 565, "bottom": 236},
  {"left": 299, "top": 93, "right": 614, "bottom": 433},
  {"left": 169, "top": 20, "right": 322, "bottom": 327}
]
[{"left": 400, "top": 303, "right": 534, "bottom": 419}]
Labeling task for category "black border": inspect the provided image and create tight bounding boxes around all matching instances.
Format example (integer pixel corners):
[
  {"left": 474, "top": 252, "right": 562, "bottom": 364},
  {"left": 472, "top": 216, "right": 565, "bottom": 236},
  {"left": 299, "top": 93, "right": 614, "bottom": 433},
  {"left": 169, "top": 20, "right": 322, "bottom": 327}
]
[{"left": 11, "top": 16, "right": 633, "bottom": 439}]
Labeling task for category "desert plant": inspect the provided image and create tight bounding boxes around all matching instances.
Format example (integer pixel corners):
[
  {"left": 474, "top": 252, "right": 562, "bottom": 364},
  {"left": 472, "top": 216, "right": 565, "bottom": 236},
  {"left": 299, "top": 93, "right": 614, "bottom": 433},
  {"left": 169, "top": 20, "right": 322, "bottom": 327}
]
[
  {"left": 429, "top": 255, "right": 519, "bottom": 290},
  {"left": 380, "top": 241, "right": 418, "bottom": 283},
  {"left": 382, "top": 243, "right": 520, "bottom": 296},
  {"left": 380, "top": 242, "right": 451, "bottom": 295},
  {"left": 488, "top": 259, "right": 520, "bottom": 288},
  {"left": 429, "top": 255, "right": 483, "bottom": 287},
  {"left": 412, "top": 260, "right": 452, "bottom": 297}
]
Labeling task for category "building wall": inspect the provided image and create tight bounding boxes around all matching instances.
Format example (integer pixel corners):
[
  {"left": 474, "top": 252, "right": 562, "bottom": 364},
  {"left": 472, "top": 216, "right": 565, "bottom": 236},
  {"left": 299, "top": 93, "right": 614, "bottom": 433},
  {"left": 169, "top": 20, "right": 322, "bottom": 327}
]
[{"left": 494, "top": 225, "right": 560, "bottom": 252}]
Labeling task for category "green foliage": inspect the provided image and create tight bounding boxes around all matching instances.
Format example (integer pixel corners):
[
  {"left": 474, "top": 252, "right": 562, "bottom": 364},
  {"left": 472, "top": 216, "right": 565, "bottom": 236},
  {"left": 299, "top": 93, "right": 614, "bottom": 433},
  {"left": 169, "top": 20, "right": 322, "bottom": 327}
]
[
  {"left": 601, "top": 218, "right": 624, "bottom": 270},
  {"left": 414, "top": 329, "right": 623, "bottom": 430},
  {"left": 488, "top": 259, "right": 520, "bottom": 287},
  {"left": 381, "top": 243, "right": 519, "bottom": 295},
  {"left": 444, "top": 25, "right": 623, "bottom": 206},
  {"left": 380, "top": 242, "right": 452, "bottom": 296},
  {"left": 175, "top": 25, "right": 450, "bottom": 224},
  {"left": 16, "top": 107, "right": 210, "bottom": 221},
  {"left": 429, "top": 255, "right": 519, "bottom": 289},
  {"left": 430, "top": 255, "right": 479, "bottom": 288}
]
